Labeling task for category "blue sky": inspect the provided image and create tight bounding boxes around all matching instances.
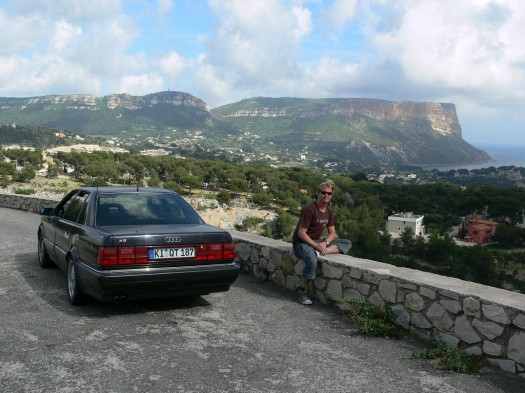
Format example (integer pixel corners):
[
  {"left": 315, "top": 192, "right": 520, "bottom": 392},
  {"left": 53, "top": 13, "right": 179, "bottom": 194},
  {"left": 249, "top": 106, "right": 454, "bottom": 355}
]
[{"left": 0, "top": 0, "right": 524, "bottom": 148}]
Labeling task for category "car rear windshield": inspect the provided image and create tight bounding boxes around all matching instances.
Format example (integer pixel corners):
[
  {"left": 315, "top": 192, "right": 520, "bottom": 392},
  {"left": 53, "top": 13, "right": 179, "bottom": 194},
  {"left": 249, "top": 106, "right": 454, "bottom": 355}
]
[{"left": 96, "top": 192, "right": 204, "bottom": 226}]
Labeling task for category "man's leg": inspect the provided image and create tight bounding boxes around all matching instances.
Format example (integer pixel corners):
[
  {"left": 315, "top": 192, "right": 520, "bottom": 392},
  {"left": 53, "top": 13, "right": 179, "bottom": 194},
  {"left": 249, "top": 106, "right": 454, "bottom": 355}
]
[
  {"left": 326, "top": 239, "right": 352, "bottom": 255},
  {"left": 293, "top": 241, "right": 318, "bottom": 305}
]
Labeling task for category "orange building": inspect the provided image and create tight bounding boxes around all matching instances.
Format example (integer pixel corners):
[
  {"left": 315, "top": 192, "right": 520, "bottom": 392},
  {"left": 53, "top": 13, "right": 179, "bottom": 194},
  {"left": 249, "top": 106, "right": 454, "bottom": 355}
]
[{"left": 464, "top": 219, "right": 498, "bottom": 244}]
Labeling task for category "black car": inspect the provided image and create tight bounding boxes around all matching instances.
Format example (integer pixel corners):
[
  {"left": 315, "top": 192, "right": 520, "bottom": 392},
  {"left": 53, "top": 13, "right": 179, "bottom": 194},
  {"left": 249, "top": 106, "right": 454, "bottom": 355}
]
[{"left": 38, "top": 186, "right": 239, "bottom": 305}]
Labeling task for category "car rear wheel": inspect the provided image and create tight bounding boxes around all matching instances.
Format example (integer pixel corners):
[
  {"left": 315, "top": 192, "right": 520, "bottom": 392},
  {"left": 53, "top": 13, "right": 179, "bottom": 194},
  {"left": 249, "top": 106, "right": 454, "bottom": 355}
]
[
  {"left": 38, "top": 235, "right": 53, "bottom": 268},
  {"left": 67, "top": 258, "right": 84, "bottom": 305}
]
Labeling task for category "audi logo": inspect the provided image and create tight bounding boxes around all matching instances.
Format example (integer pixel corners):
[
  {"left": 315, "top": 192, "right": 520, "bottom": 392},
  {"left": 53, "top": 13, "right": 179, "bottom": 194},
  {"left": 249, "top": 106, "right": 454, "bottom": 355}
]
[{"left": 165, "top": 236, "right": 182, "bottom": 243}]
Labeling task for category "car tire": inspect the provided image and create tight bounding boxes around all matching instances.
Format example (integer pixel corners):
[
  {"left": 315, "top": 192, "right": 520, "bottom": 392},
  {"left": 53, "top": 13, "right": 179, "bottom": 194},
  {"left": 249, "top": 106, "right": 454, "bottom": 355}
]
[
  {"left": 38, "top": 234, "right": 53, "bottom": 268},
  {"left": 67, "top": 258, "right": 84, "bottom": 305}
]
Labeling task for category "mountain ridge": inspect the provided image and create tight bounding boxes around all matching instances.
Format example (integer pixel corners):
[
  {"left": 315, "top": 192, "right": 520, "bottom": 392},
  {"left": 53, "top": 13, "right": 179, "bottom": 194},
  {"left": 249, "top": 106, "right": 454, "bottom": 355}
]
[{"left": 0, "top": 91, "right": 491, "bottom": 166}]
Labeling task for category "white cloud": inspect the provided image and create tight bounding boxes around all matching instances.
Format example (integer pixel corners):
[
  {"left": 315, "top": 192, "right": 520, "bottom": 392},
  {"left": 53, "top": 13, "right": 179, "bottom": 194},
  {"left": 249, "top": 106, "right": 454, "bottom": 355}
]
[
  {"left": 119, "top": 74, "right": 164, "bottom": 96},
  {"left": 157, "top": 52, "right": 188, "bottom": 79},
  {"left": 8, "top": 0, "right": 123, "bottom": 23},
  {"left": 318, "top": 0, "right": 357, "bottom": 32},
  {"left": 198, "top": 0, "right": 313, "bottom": 100},
  {"left": 372, "top": 0, "right": 525, "bottom": 107},
  {"left": 52, "top": 20, "right": 82, "bottom": 50},
  {"left": 157, "top": 0, "right": 173, "bottom": 18}
]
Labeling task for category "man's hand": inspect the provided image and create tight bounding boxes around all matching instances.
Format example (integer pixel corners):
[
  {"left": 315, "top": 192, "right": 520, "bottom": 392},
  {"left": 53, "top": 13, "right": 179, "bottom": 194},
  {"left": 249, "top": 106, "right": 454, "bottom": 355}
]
[{"left": 316, "top": 241, "right": 327, "bottom": 255}]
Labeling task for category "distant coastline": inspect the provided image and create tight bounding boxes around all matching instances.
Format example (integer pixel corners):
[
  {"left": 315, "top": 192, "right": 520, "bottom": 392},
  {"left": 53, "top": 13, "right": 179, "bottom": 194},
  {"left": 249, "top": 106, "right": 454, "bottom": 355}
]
[{"left": 422, "top": 145, "right": 525, "bottom": 171}]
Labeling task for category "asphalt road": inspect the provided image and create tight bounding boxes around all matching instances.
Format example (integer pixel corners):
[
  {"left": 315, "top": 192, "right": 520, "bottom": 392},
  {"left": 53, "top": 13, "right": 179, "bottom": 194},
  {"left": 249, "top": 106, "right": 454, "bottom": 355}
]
[{"left": 1, "top": 207, "right": 524, "bottom": 393}]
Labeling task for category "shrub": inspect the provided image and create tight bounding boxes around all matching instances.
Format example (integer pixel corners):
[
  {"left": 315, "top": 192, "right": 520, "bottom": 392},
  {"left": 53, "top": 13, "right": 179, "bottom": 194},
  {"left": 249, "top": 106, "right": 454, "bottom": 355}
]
[
  {"left": 216, "top": 190, "right": 231, "bottom": 204},
  {"left": 341, "top": 299, "right": 403, "bottom": 338},
  {"left": 413, "top": 337, "right": 486, "bottom": 373},
  {"left": 14, "top": 188, "right": 35, "bottom": 195},
  {"left": 234, "top": 216, "right": 265, "bottom": 232}
]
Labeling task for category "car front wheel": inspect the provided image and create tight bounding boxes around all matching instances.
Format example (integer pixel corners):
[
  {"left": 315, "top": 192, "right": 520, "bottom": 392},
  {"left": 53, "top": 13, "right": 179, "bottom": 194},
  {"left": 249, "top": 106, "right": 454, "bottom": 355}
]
[
  {"left": 38, "top": 235, "right": 53, "bottom": 268},
  {"left": 67, "top": 258, "right": 84, "bottom": 305}
]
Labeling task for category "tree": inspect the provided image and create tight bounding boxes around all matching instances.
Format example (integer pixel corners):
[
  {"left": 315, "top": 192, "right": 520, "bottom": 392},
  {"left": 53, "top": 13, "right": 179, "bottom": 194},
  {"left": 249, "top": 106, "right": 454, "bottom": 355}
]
[
  {"left": 493, "top": 223, "right": 525, "bottom": 248},
  {"left": 0, "top": 161, "right": 15, "bottom": 177},
  {"left": 425, "top": 234, "right": 456, "bottom": 266},
  {"left": 14, "top": 164, "right": 36, "bottom": 182},
  {"left": 124, "top": 158, "right": 146, "bottom": 184},
  {"left": 216, "top": 190, "right": 231, "bottom": 204},
  {"left": 251, "top": 192, "right": 272, "bottom": 207},
  {"left": 46, "top": 161, "right": 62, "bottom": 178},
  {"left": 274, "top": 209, "right": 296, "bottom": 242}
]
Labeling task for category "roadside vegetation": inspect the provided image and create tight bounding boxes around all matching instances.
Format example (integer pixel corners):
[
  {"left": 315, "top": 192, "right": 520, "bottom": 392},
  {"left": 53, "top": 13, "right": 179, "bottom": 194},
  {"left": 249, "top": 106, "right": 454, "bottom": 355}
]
[
  {"left": 342, "top": 299, "right": 403, "bottom": 338},
  {"left": 412, "top": 336, "right": 487, "bottom": 373},
  {"left": 341, "top": 299, "right": 486, "bottom": 374},
  {"left": 1, "top": 147, "right": 524, "bottom": 292}
]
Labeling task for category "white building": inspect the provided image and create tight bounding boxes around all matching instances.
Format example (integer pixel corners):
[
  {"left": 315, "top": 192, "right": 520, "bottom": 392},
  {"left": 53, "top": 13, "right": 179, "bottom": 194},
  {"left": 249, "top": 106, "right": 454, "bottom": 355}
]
[{"left": 387, "top": 212, "right": 425, "bottom": 237}]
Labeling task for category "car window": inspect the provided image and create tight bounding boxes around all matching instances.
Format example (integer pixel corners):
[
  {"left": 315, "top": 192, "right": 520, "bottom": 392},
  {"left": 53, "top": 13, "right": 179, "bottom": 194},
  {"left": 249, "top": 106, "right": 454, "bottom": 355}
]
[
  {"left": 57, "top": 192, "right": 77, "bottom": 219},
  {"left": 74, "top": 192, "right": 90, "bottom": 224},
  {"left": 96, "top": 192, "right": 204, "bottom": 226},
  {"left": 62, "top": 191, "right": 90, "bottom": 223}
]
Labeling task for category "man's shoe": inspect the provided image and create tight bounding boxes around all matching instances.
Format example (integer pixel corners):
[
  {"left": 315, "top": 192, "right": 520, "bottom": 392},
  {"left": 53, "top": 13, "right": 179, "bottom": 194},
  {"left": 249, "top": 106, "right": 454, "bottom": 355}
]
[{"left": 298, "top": 288, "right": 312, "bottom": 305}]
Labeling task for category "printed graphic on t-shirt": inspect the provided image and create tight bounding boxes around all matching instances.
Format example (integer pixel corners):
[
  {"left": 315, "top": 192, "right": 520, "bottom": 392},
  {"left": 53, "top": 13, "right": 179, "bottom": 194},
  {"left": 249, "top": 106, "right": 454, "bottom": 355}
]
[{"left": 316, "top": 218, "right": 328, "bottom": 226}]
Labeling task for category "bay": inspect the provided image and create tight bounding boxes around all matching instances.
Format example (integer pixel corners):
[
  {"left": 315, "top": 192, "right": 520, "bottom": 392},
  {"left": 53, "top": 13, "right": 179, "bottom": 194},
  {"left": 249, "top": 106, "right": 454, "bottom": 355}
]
[{"left": 422, "top": 144, "right": 525, "bottom": 171}]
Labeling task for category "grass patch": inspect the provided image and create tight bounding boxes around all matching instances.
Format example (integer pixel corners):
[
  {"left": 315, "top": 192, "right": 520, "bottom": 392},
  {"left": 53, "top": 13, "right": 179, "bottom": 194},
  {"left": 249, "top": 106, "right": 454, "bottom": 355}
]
[
  {"left": 341, "top": 300, "right": 486, "bottom": 373},
  {"left": 14, "top": 188, "right": 35, "bottom": 195},
  {"left": 341, "top": 299, "right": 403, "bottom": 338},
  {"left": 412, "top": 337, "right": 486, "bottom": 373}
]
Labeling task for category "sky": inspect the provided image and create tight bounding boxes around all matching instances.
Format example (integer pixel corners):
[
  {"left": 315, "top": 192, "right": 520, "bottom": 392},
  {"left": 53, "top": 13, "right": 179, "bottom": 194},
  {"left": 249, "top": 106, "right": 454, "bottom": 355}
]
[{"left": 0, "top": 0, "right": 524, "bottom": 148}]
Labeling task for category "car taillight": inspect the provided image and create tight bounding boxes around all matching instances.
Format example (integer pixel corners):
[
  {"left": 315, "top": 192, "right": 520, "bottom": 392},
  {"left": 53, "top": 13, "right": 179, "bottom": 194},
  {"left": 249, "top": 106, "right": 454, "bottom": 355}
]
[
  {"left": 98, "top": 246, "right": 149, "bottom": 266},
  {"left": 195, "top": 242, "right": 236, "bottom": 261},
  {"left": 223, "top": 242, "right": 236, "bottom": 259},
  {"left": 97, "top": 242, "right": 235, "bottom": 266}
]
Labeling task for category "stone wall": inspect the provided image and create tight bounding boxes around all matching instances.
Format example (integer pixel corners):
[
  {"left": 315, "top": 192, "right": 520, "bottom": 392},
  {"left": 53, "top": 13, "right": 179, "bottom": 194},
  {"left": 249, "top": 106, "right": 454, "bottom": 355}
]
[
  {"left": 2, "top": 193, "right": 524, "bottom": 377},
  {"left": 0, "top": 192, "right": 59, "bottom": 213},
  {"left": 232, "top": 231, "right": 525, "bottom": 377}
]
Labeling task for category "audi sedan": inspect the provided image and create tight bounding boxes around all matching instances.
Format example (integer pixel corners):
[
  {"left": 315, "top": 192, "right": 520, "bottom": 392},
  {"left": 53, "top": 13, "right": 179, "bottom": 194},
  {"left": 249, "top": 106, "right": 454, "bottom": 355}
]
[{"left": 37, "top": 186, "right": 239, "bottom": 305}]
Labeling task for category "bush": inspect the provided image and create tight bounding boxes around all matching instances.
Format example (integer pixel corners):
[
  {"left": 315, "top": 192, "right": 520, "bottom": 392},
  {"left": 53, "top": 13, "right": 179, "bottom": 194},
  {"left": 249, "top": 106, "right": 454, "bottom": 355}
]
[
  {"left": 0, "top": 177, "right": 12, "bottom": 187},
  {"left": 413, "top": 338, "right": 486, "bottom": 373},
  {"left": 251, "top": 192, "right": 272, "bottom": 207},
  {"left": 83, "top": 178, "right": 108, "bottom": 187},
  {"left": 216, "top": 190, "right": 231, "bottom": 204},
  {"left": 342, "top": 299, "right": 403, "bottom": 338},
  {"left": 164, "top": 181, "right": 184, "bottom": 194},
  {"left": 234, "top": 216, "right": 265, "bottom": 232},
  {"left": 14, "top": 188, "right": 35, "bottom": 195}
]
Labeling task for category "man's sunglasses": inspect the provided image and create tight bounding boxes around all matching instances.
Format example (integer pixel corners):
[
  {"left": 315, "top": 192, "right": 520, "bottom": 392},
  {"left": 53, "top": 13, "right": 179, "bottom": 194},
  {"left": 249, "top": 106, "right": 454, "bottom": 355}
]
[{"left": 320, "top": 191, "right": 333, "bottom": 196}]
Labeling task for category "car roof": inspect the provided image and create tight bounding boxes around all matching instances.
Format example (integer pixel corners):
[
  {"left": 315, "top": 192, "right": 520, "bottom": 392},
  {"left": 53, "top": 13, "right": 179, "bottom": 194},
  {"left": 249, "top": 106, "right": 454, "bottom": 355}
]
[{"left": 74, "top": 186, "right": 176, "bottom": 195}]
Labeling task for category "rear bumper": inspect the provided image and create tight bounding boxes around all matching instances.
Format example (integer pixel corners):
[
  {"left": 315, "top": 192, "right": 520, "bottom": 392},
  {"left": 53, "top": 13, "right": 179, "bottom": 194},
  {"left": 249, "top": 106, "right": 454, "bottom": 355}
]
[{"left": 77, "top": 262, "right": 240, "bottom": 302}]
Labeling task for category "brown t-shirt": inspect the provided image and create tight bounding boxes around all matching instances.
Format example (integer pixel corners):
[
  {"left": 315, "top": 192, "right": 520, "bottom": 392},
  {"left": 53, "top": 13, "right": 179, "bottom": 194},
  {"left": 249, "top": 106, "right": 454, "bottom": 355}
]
[{"left": 292, "top": 201, "right": 334, "bottom": 243}]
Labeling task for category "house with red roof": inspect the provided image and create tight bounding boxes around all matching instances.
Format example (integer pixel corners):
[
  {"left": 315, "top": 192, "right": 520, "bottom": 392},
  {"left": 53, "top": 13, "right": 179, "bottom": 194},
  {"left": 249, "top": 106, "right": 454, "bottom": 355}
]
[{"left": 463, "top": 219, "right": 498, "bottom": 244}]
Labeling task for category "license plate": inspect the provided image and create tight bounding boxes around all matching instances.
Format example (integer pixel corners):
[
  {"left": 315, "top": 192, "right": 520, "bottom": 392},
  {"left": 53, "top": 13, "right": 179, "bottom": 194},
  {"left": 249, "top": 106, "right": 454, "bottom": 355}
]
[{"left": 149, "top": 247, "right": 195, "bottom": 260}]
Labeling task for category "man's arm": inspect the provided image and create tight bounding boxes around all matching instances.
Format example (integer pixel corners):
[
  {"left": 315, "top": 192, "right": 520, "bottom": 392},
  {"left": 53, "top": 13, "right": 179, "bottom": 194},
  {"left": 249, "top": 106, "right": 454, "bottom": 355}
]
[
  {"left": 297, "top": 226, "right": 319, "bottom": 249},
  {"left": 325, "top": 225, "right": 336, "bottom": 245}
]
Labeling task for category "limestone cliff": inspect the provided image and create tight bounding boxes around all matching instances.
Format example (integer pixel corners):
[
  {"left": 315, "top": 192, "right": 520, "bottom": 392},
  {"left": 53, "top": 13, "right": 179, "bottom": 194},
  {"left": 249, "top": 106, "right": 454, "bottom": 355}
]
[
  {"left": 218, "top": 97, "right": 462, "bottom": 138},
  {"left": 212, "top": 97, "right": 490, "bottom": 165},
  {"left": 5, "top": 91, "right": 210, "bottom": 113}
]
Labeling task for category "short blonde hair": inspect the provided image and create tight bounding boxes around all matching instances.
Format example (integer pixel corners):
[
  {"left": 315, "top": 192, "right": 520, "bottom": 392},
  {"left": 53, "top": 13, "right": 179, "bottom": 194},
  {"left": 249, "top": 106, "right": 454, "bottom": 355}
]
[{"left": 318, "top": 180, "right": 335, "bottom": 192}]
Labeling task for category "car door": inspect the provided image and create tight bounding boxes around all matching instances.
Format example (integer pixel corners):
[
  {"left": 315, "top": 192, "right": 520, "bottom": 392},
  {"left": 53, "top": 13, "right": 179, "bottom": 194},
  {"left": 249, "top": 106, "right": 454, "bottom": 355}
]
[{"left": 54, "top": 191, "right": 90, "bottom": 269}]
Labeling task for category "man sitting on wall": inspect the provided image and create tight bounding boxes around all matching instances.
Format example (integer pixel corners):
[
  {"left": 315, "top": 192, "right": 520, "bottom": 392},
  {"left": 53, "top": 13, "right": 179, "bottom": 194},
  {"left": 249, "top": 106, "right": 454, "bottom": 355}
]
[{"left": 292, "top": 180, "right": 352, "bottom": 305}]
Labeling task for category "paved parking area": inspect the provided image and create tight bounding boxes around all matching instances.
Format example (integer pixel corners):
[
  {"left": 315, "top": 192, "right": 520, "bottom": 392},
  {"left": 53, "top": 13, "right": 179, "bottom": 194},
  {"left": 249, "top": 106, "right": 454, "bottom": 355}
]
[{"left": 1, "top": 207, "right": 524, "bottom": 392}]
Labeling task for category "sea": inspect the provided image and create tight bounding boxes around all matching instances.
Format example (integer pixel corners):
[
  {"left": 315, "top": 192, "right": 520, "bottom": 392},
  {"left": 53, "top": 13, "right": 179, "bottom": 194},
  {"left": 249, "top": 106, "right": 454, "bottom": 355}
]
[{"left": 422, "top": 144, "right": 525, "bottom": 171}]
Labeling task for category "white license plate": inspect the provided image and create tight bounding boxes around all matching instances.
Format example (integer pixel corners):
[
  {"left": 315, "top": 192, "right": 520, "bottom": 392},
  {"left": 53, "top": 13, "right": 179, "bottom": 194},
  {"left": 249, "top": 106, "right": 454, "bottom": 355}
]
[{"left": 149, "top": 247, "right": 195, "bottom": 260}]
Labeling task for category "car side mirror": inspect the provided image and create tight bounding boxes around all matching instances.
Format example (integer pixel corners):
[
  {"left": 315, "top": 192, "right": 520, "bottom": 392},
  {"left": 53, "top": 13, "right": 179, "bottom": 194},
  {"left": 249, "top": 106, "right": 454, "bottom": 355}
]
[{"left": 39, "top": 207, "right": 54, "bottom": 216}]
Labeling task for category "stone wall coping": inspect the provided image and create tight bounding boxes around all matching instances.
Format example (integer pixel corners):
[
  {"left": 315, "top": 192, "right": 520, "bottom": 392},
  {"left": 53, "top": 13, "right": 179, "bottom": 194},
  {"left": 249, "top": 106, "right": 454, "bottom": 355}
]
[{"left": 230, "top": 230, "right": 525, "bottom": 312}]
